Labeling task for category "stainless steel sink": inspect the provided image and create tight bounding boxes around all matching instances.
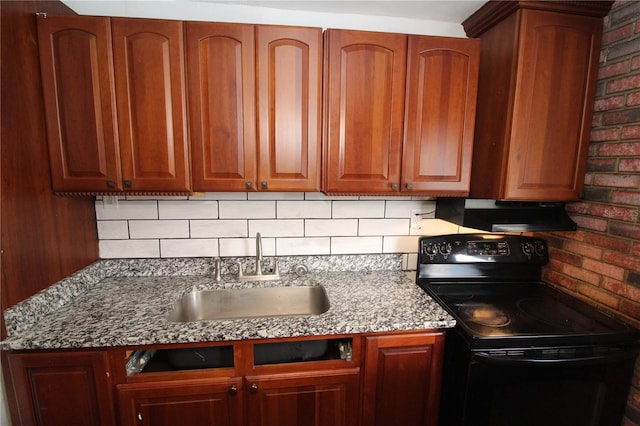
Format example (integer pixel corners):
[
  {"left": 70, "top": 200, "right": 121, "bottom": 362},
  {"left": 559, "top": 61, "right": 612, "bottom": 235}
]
[{"left": 167, "top": 285, "right": 330, "bottom": 322}]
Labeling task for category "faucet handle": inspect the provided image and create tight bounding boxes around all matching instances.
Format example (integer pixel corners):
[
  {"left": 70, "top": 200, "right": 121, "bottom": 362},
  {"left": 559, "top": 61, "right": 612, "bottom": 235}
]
[
  {"left": 215, "top": 258, "right": 222, "bottom": 282},
  {"left": 236, "top": 261, "right": 244, "bottom": 278}
]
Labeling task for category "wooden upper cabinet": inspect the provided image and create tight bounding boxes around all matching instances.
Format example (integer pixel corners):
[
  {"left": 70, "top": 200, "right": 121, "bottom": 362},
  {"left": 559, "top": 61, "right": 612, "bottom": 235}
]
[
  {"left": 323, "top": 29, "right": 407, "bottom": 194},
  {"left": 112, "top": 18, "right": 190, "bottom": 192},
  {"left": 186, "top": 22, "right": 256, "bottom": 192},
  {"left": 464, "top": 1, "right": 611, "bottom": 201},
  {"left": 187, "top": 23, "right": 321, "bottom": 192},
  {"left": 256, "top": 26, "right": 322, "bottom": 192},
  {"left": 402, "top": 36, "right": 479, "bottom": 195},
  {"left": 37, "top": 14, "right": 120, "bottom": 192}
]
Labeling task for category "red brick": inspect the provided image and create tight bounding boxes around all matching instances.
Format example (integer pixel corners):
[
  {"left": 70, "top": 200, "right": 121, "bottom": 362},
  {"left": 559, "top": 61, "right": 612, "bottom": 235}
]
[
  {"left": 549, "top": 247, "right": 584, "bottom": 266},
  {"left": 584, "top": 232, "right": 632, "bottom": 252},
  {"left": 564, "top": 240, "right": 603, "bottom": 259},
  {"left": 546, "top": 258, "right": 564, "bottom": 273},
  {"left": 542, "top": 269, "right": 578, "bottom": 292},
  {"left": 590, "top": 204, "right": 640, "bottom": 222},
  {"left": 583, "top": 259, "right": 626, "bottom": 280},
  {"left": 603, "top": 23, "right": 635, "bottom": 45},
  {"left": 571, "top": 214, "right": 609, "bottom": 232},
  {"left": 591, "top": 128, "right": 620, "bottom": 142},
  {"left": 547, "top": 230, "right": 587, "bottom": 242},
  {"left": 607, "top": 75, "right": 640, "bottom": 93},
  {"left": 576, "top": 283, "right": 620, "bottom": 309},
  {"left": 609, "top": 221, "right": 640, "bottom": 240},
  {"left": 583, "top": 172, "right": 595, "bottom": 185},
  {"left": 632, "top": 55, "right": 640, "bottom": 71},
  {"left": 620, "top": 158, "right": 640, "bottom": 171},
  {"left": 611, "top": 190, "right": 640, "bottom": 207},
  {"left": 619, "top": 299, "right": 640, "bottom": 323},
  {"left": 594, "top": 94, "right": 626, "bottom": 110},
  {"left": 593, "top": 173, "right": 640, "bottom": 188},
  {"left": 634, "top": 242, "right": 640, "bottom": 257},
  {"left": 627, "top": 91, "right": 640, "bottom": 106},
  {"left": 603, "top": 249, "right": 640, "bottom": 270},
  {"left": 563, "top": 264, "right": 602, "bottom": 285},
  {"left": 565, "top": 201, "right": 591, "bottom": 214},
  {"left": 622, "top": 124, "right": 640, "bottom": 138},
  {"left": 602, "top": 277, "right": 640, "bottom": 300},
  {"left": 599, "top": 142, "right": 640, "bottom": 154}
]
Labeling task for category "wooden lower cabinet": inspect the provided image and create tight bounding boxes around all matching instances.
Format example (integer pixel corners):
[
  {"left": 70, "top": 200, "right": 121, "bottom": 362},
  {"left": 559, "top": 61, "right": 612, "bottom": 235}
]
[
  {"left": 117, "top": 378, "right": 243, "bottom": 426},
  {"left": 3, "top": 350, "right": 115, "bottom": 426},
  {"left": 361, "top": 332, "right": 445, "bottom": 426},
  {"left": 245, "top": 369, "right": 360, "bottom": 426}
]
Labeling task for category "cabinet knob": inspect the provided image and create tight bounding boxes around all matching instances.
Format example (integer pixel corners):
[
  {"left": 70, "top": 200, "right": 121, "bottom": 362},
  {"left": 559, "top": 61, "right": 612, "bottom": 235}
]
[
  {"left": 106, "top": 180, "right": 115, "bottom": 188},
  {"left": 137, "top": 412, "right": 142, "bottom": 421},
  {"left": 261, "top": 181, "right": 268, "bottom": 189},
  {"left": 123, "top": 180, "right": 132, "bottom": 188},
  {"left": 250, "top": 383, "right": 258, "bottom": 394},
  {"left": 406, "top": 183, "right": 414, "bottom": 190},
  {"left": 245, "top": 181, "right": 253, "bottom": 189},
  {"left": 391, "top": 183, "right": 399, "bottom": 191},
  {"left": 228, "top": 385, "right": 238, "bottom": 395}
]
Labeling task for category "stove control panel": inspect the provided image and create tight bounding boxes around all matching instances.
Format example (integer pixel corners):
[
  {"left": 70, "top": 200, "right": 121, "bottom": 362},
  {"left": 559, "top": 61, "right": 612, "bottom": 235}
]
[{"left": 418, "top": 233, "right": 548, "bottom": 264}]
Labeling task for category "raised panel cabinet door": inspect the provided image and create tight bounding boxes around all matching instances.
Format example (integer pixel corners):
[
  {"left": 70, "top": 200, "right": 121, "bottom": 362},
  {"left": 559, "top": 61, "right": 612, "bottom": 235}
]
[
  {"left": 5, "top": 351, "right": 115, "bottom": 426},
  {"left": 256, "top": 26, "right": 322, "bottom": 192},
  {"left": 112, "top": 18, "right": 190, "bottom": 192},
  {"left": 505, "top": 10, "right": 603, "bottom": 201},
  {"left": 187, "top": 22, "right": 257, "bottom": 192},
  {"left": 362, "top": 332, "right": 445, "bottom": 426},
  {"left": 323, "top": 30, "right": 407, "bottom": 194},
  {"left": 402, "top": 36, "right": 479, "bottom": 195},
  {"left": 36, "top": 14, "right": 121, "bottom": 192},
  {"left": 117, "top": 378, "right": 243, "bottom": 426},
  {"left": 245, "top": 369, "right": 360, "bottom": 426}
]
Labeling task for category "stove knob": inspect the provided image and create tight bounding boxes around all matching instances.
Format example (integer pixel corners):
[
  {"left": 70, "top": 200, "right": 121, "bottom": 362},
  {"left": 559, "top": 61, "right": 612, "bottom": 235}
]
[
  {"left": 534, "top": 241, "right": 546, "bottom": 256},
  {"left": 423, "top": 243, "right": 437, "bottom": 257},
  {"left": 439, "top": 242, "right": 452, "bottom": 257},
  {"left": 521, "top": 242, "right": 534, "bottom": 258}
]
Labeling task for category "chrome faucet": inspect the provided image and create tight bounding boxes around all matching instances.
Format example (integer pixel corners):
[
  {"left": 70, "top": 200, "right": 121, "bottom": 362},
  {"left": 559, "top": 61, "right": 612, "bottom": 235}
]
[{"left": 236, "top": 232, "right": 280, "bottom": 281}]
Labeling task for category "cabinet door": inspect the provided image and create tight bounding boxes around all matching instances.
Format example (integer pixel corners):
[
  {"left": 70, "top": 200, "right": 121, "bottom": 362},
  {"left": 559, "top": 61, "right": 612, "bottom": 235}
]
[
  {"left": 37, "top": 14, "right": 121, "bottom": 192},
  {"left": 245, "top": 369, "right": 360, "bottom": 426},
  {"left": 187, "top": 22, "right": 257, "bottom": 192},
  {"left": 505, "top": 10, "right": 602, "bottom": 200},
  {"left": 117, "top": 378, "right": 243, "bottom": 426},
  {"left": 362, "top": 332, "right": 444, "bottom": 426},
  {"left": 112, "top": 18, "right": 190, "bottom": 192},
  {"left": 402, "top": 36, "right": 479, "bottom": 195},
  {"left": 5, "top": 350, "right": 115, "bottom": 426},
  {"left": 256, "top": 26, "right": 322, "bottom": 192},
  {"left": 324, "top": 30, "right": 407, "bottom": 194}
]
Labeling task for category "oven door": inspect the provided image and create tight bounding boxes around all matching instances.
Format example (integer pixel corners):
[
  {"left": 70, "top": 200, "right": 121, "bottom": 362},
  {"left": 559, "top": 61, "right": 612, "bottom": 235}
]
[{"left": 440, "top": 329, "right": 638, "bottom": 426}]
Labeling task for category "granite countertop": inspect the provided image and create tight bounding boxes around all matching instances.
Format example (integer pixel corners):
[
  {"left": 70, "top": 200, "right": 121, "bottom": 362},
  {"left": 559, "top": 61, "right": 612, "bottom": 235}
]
[{"left": 1, "top": 255, "right": 456, "bottom": 351}]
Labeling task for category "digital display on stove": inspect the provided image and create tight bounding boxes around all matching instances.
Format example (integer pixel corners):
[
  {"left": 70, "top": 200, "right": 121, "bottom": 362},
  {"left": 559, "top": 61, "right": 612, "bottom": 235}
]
[{"left": 467, "top": 240, "right": 510, "bottom": 256}]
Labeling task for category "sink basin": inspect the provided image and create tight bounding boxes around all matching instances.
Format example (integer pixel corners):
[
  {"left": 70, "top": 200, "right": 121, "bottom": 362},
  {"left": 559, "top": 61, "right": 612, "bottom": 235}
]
[{"left": 167, "top": 285, "right": 330, "bottom": 322}]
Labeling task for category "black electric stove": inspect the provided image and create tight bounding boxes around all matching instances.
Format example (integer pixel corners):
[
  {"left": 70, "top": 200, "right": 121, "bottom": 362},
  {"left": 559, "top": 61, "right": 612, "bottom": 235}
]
[{"left": 416, "top": 233, "right": 639, "bottom": 426}]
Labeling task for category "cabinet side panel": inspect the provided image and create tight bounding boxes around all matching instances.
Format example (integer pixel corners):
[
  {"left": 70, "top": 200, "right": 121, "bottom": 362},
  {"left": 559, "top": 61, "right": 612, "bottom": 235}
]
[{"left": 187, "top": 22, "right": 256, "bottom": 192}]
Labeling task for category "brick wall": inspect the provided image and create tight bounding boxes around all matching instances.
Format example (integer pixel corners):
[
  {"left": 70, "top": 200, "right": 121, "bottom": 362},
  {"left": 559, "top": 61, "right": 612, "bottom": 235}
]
[{"left": 539, "top": 2, "right": 640, "bottom": 424}]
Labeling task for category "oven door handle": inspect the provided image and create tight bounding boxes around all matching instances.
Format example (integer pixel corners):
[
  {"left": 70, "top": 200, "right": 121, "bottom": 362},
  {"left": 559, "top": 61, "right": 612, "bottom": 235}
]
[{"left": 473, "top": 348, "right": 638, "bottom": 366}]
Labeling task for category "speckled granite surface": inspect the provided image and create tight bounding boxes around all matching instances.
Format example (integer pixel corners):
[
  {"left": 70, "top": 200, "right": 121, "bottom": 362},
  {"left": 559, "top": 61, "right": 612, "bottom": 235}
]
[{"left": 1, "top": 255, "right": 455, "bottom": 350}]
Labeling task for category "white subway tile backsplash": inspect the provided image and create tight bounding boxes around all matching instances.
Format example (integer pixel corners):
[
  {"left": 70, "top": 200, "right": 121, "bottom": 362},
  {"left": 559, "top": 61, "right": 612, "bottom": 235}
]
[
  {"left": 161, "top": 239, "right": 219, "bottom": 258},
  {"left": 248, "top": 192, "right": 305, "bottom": 201},
  {"left": 277, "top": 201, "right": 332, "bottom": 218},
  {"left": 384, "top": 200, "right": 436, "bottom": 218},
  {"left": 359, "top": 218, "right": 410, "bottom": 236},
  {"left": 305, "top": 219, "right": 358, "bottom": 236},
  {"left": 219, "top": 201, "right": 276, "bottom": 219},
  {"left": 190, "top": 220, "right": 248, "bottom": 238},
  {"left": 330, "top": 236, "right": 383, "bottom": 254},
  {"left": 99, "top": 240, "right": 160, "bottom": 258},
  {"left": 95, "top": 200, "right": 158, "bottom": 220},
  {"left": 276, "top": 237, "right": 331, "bottom": 255},
  {"left": 383, "top": 236, "right": 420, "bottom": 254},
  {"left": 129, "top": 220, "right": 189, "bottom": 239},
  {"left": 159, "top": 200, "right": 218, "bottom": 219},
  {"left": 97, "top": 220, "right": 129, "bottom": 239},
  {"left": 332, "top": 200, "right": 385, "bottom": 218},
  {"left": 411, "top": 218, "right": 460, "bottom": 236},
  {"left": 219, "top": 237, "right": 276, "bottom": 257},
  {"left": 248, "top": 220, "right": 304, "bottom": 237}
]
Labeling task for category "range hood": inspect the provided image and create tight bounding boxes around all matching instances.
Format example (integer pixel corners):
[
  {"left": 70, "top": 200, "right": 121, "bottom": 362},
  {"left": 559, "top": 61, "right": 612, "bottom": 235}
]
[{"left": 435, "top": 198, "right": 577, "bottom": 232}]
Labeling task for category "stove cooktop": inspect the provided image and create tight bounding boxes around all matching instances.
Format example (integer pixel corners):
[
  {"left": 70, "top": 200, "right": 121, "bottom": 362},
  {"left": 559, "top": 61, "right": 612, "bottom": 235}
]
[{"left": 422, "top": 281, "right": 638, "bottom": 349}]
